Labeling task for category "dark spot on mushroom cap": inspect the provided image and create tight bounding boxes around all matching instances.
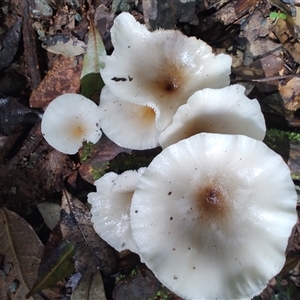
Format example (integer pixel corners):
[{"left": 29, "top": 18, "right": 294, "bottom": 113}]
[
  {"left": 168, "top": 191, "right": 172, "bottom": 195},
  {"left": 111, "top": 77, "right": 127, "bottom": 82},
  {"left": 170, "top": 216, "right": 173, "bottom": 220}
]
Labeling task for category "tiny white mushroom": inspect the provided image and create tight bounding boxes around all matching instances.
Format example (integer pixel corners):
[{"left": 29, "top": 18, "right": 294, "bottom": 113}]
[
  {"left": 88, "top": 168, "right": 146, "bottom": 253},
  {"left": 130, "top": 133, "right": 297, "bottom": 300},
  {"left": 100, "top": 12, "right": 232, "bottom": 130},
  {"left": 41, "top": 94, "right": 102, "bottom": 154},
  {"left": 159, "top": 84, "right": 266, "bottom": 148},
  {"left": 99, "top": 86, "right": 161, "bottom": 150}
]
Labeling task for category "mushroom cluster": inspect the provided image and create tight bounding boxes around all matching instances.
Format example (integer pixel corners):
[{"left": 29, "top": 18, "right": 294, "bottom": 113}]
[
  {"left": 39, "top": 11, "right": 298, "bottom": 300},
  {"left": 89, "top": 133, "right": 297, "bottom": 299},
  {"left": 98, "top": 12, "right": 233, "bottom": 150}
]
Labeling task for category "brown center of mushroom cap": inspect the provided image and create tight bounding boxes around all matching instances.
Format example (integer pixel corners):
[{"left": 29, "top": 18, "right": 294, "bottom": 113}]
[
  {"left": 69, "top": 122, "right": 87, "bottom": 139},
  {"left": 140, "top": 60, "right": 188, "bottom": 102},
  {"left": 195, "top": 181, "right": 232, "bottom": 223}
]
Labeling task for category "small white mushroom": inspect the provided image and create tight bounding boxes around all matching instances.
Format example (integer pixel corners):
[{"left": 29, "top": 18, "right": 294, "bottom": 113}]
[
  {"left": 100, "top": 12, "right": 232, "bottom": 130},
  {"left": 99, "top": 86, "right": 161, "bottom": 150},
  {"left": 159, "top": 84, "right": 266, "bottom": 148},
  {"left": 130, "top": 133, "right": 297, "bottom": 300},
  {"left": 41, "top": 94, "right": 102, "bottom": 154},
  {"left": 88, "top": 168, "right": 146, "bottom": 253}
]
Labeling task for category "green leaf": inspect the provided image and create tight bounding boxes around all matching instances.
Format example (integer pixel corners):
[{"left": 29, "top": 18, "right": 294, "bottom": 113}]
[
  {"left": 80, "top": 19, "right": 106, "bottom": 99},
  {"left": 279, "top": 13, "right": 287, "bottom": 19},
  {"left": 26, "top": 240, "right": 75, "bottom": 298},
  {"left": 270, "top": 12, "right": 279, "bottom": 19}
]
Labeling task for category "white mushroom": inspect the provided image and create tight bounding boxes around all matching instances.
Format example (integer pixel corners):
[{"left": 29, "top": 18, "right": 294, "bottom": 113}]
[
  {"left": 130, "top": 133, "right": 297, "bottom": 300},
  {"left": 99, "top": 86, "right": 161, "bottom": 150},
  {"left": 159, "top": 84, "right": 266, "bottom": 148},
  {"left": 41, "top": 94, "right": 102, "bottom": 154},
  {"left": 88, "top": 168, "right": 146, "bottom": 253},
  {"left": 100, "top": 12, "right": 232, "bottom": 130}
]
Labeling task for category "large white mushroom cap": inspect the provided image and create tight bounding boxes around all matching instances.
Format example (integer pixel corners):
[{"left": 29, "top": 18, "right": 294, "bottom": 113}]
[
  {"left": 159, "top": 84, "right": 266, "bottom": 148},
  {"left": 99, "top": 86, "right": 161, "bottom": 150},
  {"left": 100, "top": 12, "right": 232, "bottom": 130},
  {"left": 88, "top": 168, "right": 146, "bottom": 253},
  {"left": 130, "top": 133, "right": 297, "bottom": 300},
  {"left": 41, "top": 93, "right": 102, "bottom": 154}
]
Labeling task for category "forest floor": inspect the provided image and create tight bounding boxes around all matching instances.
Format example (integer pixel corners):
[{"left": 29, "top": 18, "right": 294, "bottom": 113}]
[{"left": 0, "top": 0, "right": 300, "bottom": 299}]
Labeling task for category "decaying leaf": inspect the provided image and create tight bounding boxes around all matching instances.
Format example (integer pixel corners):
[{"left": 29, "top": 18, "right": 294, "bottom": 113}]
[
  {"left": 0, "top": 208, "right": 44, "bottom": 300},
  {"left": 29, "top": 55, "right": 83, "bottom": 109},
  {"left": 60, "top": 190, "right": 118, "bottom": 275},
  {"left": 26, "top": 240, "right": 75, "bottom": 298},
  {"left": 41, "top": 35, "right": 86, "bottom": 57},
  {"left": 274, "top": 18, "right": 300, "bottom": 64},
  {"left": 71, "top": 271, "right": 106, "bottom": 300},
  {"left": 278, "top": 251, "right": 300, "bottom": 277},
  {"left": 37, "top": 202, "right": 61, "bottom": 230}
]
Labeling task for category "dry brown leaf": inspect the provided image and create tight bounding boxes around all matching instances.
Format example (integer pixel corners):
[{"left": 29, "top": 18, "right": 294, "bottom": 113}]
[
  {"left": 71, "top": 271, "right": 106, "bottom": 300},
  {"left": 0, "top": 208, "right": 44, "bottom": 300},
  {"left": 29, "top": 55, "right": 82, "bottom": 109},
  {"left": 60, "top": 190, "right": 118, "bottom": 275},
  {"left": 279, "top": 77, "right": 300, "bottom": 111},
  {"left": 274, "top": 18, "right": 300, "bottom": 64}
]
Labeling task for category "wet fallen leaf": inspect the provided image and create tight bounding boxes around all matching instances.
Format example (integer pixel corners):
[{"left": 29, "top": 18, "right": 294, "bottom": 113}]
[
  {"left": 0, "top": 17, "right": 22, "bottom": 71},
  {"left": 60, "top": 190, "right": 118, "bottom": 275},
  {"left": 143, "top": 0, "right": 198, "bottom": 30},
  {"left": 26, "top": 240, "right": 75, "bottom": 298},
  {"left": 71, "top": 271, "right": 106, "bottom": 300},
  {"left": 0, "top": 97, "right": 40, "bottom": 135},
  {"left": 0, "top": 208, "right": 44, "bottom": 299},
  {"left": 79, "top": 135, "right": 132, "bottom": 184},
  {"left": 29, "top": 55, "right": 83, "bottom": 109},
  {"left": 113, "top": 264, "right": 162, "bottom": 300},
  {"left": 80, "top": 19, "right": 106, "bottom": 99}
]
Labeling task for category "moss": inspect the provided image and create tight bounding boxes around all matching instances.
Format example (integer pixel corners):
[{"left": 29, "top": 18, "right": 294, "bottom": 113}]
[
  {"left": 79, "top": 142, "right": 94, "bottom": 162},
  {"left": 149, "top": 285, "right": 173, "bottom": 300},
  {"left": 92, "top": 162, "right": 109, "bottom": 181},
  {"left": 265, "top": 128, "right": 300, "bottom": 145},
  {"left": 108, "top": 150, "right": 158, "bottom": 174}
]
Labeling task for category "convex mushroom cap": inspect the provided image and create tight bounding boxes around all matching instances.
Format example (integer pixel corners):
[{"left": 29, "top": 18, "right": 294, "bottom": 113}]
[
  {"left": 99, "top": 87, "right": 161, "bottom": 150},
  {"left": 41, "top": 94, "right": 102, "bottom": 154},
  {"left": 88, "top": 168, "right": 146, "bottom": 253},
  {"left": 100, "top": 12, "right": 232, "bottom": 130},
  {"left": 130, "top": 133, "right": 297, "bottom": 300},
  {"left": 159, "top": 84, "right": 266, "bottom": 148}
]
